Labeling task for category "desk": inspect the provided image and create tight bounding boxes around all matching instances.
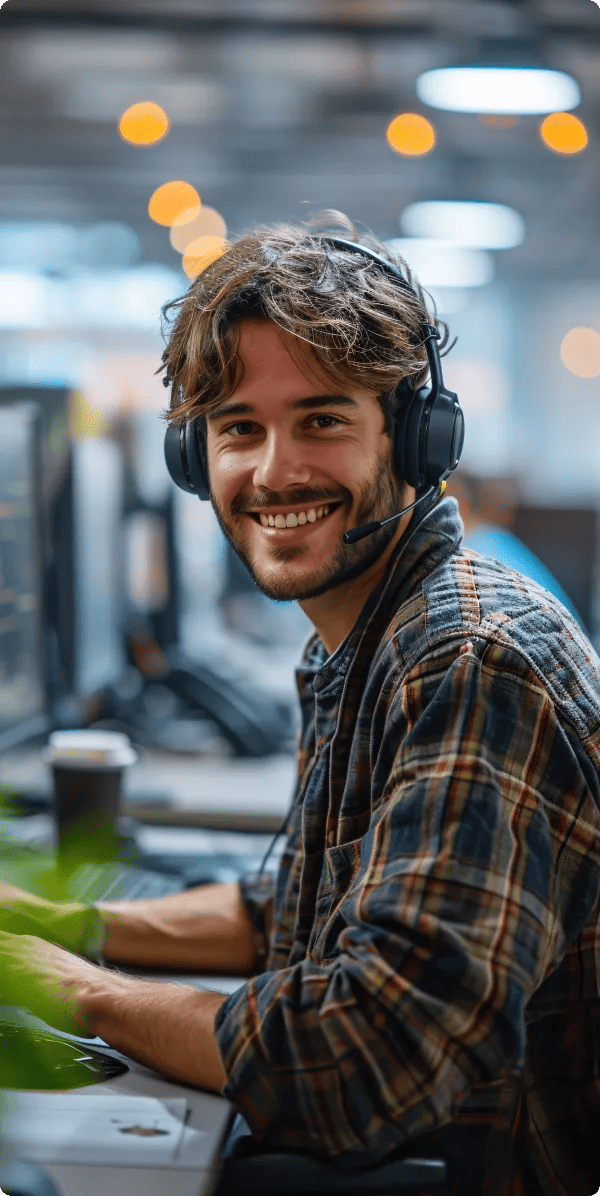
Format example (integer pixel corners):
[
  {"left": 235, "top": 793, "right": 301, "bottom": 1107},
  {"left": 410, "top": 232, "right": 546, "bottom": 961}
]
[
  {"left": 0, "top": 775, "right": 257, "bottom": 1196},
  {"left": 2, "top": 973, "right": 245, "bottom": 1196},
  {"left": 0, "top": 748, "right": 297, "bottom": 833}
]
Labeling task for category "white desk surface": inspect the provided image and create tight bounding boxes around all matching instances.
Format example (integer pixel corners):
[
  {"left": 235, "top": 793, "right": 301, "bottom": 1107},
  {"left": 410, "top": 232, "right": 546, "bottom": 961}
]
[{"left": 2, "top": 974, "right": 246, "bottom": 1196}]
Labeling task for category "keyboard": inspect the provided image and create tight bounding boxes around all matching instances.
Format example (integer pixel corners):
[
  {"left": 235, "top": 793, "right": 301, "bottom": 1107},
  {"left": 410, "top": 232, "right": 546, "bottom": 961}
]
[
  {"left": 0, "top": 811, "right": 276, "bottom": 900},
  {"left": 65, "top": 862, "right": 184, "bottom": 903}
]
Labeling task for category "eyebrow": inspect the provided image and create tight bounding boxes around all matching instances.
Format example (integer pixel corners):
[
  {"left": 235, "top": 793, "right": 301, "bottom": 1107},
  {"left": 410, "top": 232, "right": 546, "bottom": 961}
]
[{"left": 207, "top": 393, "right": 361, "bottom": 422}]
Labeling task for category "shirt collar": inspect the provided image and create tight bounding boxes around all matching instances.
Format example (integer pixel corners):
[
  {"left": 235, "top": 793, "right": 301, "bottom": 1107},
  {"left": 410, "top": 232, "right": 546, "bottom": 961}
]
[{"left": 297, "top": 495, "right": 463, "bottom": 696}]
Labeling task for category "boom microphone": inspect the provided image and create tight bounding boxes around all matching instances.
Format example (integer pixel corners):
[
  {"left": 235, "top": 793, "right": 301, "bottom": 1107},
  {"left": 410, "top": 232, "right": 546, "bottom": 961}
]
[{"left": 342, "top": 483, "right": 444, "bottom": 545}]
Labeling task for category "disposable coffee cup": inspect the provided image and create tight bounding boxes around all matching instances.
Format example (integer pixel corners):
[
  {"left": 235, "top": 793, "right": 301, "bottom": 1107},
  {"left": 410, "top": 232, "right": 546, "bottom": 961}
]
[{"left": 44, "top": 730, "right": 137, "bottom": 866}]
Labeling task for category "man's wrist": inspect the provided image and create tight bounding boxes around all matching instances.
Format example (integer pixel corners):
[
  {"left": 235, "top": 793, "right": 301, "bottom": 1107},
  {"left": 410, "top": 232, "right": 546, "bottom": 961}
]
[
  {"left": 73, "top": 969, "right": 228, "bottom": 1093},
  {"left": 69, "top": 960, "right": 133, "bottom": 1037},
  {"left": 80, "top": 904, "right": 107, "bottom": 959}
]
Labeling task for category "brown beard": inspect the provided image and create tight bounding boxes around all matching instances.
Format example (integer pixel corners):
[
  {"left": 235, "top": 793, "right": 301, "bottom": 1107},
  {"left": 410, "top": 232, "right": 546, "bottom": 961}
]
[{"left": 210, "top": 453, "right": 406, "bottom": 602}]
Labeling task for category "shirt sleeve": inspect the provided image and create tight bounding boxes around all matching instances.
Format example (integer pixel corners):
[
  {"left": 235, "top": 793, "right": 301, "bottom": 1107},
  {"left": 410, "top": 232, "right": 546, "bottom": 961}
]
[
  {"left": 237, "top": 872, "right": 275, "bottom": 973},
  {"left": 215, "top": 638, "right": 600, "bottom": 1160}
]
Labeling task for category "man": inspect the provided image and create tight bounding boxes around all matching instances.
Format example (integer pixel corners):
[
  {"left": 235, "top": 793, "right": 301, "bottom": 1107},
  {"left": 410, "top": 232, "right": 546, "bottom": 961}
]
[{"left": 2, "top": 217, "right": 600, "bottom": 1195}]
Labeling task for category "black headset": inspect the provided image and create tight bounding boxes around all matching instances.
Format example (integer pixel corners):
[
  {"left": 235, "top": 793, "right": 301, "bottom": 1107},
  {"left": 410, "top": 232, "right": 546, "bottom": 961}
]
[{"left": 163, "top": 237, "right": 465, "bottom": 513}]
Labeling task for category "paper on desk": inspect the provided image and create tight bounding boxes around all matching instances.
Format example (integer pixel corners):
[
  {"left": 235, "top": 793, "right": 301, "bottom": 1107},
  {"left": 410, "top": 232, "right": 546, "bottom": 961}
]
[{"left": 1, "top": 1092, "right": 207, "bottom": 1167}]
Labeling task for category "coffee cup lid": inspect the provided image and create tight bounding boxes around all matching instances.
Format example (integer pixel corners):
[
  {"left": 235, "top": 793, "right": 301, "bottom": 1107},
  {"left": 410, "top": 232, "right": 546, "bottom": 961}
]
[{"left": 44, "top": 730, "right": 137, "bottom": 769}]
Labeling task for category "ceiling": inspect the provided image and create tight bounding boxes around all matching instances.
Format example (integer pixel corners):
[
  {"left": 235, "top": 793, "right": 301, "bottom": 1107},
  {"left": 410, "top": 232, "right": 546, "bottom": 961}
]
[{"left": 0, "top": 0, "right": 599, "bottom": 287}]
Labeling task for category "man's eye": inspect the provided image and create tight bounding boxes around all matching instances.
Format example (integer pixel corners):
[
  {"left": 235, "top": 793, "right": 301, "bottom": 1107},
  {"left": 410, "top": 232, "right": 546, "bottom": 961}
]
[
  {"left": 311, "top": 415, "right": 342, "bottom": 428},
  {"left": 223, "top": 416, "right": 342, "bottom": 436},
  {"left": 226, "top": 422, "right": 256, "bottom": 437}
]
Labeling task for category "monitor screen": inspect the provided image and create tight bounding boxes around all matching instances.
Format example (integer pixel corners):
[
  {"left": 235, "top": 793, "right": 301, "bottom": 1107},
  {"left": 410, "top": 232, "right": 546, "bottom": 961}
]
[
  {"left": 0, "top": 403, "right": 47, "bottom": 751},
  {"left": 0, "top": 388, "right": 128, "bottom": 702},
  {"left": 0, "top": 385, "right": 74, "bottom": 705},
  {"left": 512, "top": 505, "right": 598, "bottom": 634}
]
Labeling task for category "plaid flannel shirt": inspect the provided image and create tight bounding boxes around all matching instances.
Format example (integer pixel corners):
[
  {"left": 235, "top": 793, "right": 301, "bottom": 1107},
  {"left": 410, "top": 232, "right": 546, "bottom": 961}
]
[{"left": 215, "top": 496, "right": 600, "bottom": 1195}]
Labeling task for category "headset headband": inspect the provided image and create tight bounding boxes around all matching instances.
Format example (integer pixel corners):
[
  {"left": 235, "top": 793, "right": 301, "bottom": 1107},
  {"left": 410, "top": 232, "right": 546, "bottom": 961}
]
[
  {"left": 323, "top": 236, "right": 416, "bottom": 296},
  {"left": 163, "top": 235, "right": 464, "bottom": 499}
]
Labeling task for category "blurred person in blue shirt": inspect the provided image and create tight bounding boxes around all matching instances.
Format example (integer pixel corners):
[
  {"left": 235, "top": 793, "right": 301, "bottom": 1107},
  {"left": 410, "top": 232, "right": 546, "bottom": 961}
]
[{"left": 448, "top": 468, "right": 586, "bottom": 630}]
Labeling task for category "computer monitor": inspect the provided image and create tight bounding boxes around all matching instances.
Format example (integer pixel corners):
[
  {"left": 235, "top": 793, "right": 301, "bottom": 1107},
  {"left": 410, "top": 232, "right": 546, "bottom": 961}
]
[
  {"left": 0, "top": 386, "right": 75, "bottom": 708},
  {"left": 0, "top": 386, "right": 127, "bottom": 708},
  {"left": 512, "top": 505, "right": 598, "bottom": 634},
  {"left": 0, "top": 402, "right": 48, "bottom": 752},
  {"left": 104, "top": 413, "right": 179, "bottom": 661}
]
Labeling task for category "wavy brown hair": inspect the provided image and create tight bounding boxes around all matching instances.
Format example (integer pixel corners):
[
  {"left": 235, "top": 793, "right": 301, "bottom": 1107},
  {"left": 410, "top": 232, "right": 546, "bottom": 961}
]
[{"left": 160, "top": 211, "right": 453, "bottom": 432}]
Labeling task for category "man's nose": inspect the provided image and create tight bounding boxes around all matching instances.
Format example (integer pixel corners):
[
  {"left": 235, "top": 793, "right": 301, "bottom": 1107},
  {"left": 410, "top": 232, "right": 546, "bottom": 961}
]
[{"left": 251, "top": 430, "right": 312, "bottom": 492}]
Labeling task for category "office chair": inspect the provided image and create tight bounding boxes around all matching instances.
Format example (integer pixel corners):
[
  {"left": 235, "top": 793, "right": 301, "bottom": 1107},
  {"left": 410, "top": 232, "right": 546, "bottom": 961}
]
[
  {"left": 91, "top": 631, "right": 295, "bottom": 758},
  {"left": 216, "top": 1079, "right": 522, "bottom": 1196}
]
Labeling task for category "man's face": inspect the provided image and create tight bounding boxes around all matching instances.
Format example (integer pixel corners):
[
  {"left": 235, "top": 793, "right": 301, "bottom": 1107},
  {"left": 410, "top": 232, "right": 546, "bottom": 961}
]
[{"left": 205, "top": 319, "right": 408, "bottom": 603}]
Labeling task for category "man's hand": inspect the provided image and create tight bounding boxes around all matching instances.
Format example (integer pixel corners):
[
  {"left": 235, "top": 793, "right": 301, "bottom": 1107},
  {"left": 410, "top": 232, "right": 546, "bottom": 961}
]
[
  {"left": 0, "top": 880, "right": 104, "bottom": 959},
  {"left": 0, "top": 929, "right": 92, "bottom": 1035},
  {"left": 0, "top": 929, "right": 228, "bottom": 1092}
]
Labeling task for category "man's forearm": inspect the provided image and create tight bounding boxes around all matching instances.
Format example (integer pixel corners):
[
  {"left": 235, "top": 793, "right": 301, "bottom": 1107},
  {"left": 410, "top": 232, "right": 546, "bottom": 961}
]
[
  {"left": 97, "top": 881, "right": 258, "bottom": 974},
  {"left": 79, "top": 969, "right": 228, "bottom": 1092}
]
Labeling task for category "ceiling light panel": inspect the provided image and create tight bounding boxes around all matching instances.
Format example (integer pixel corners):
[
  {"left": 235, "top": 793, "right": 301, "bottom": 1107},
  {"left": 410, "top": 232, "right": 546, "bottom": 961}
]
[
  {"left": 416, "top": 67, "right": 581, "bottom": 114},
  {"left": 400, "top": 201, "right": 525, "bottom": 249},
  {"left": 0, "top": 222, "right": 140, "bottom": 272},
  {"left": 386, "top": 239, "right": 494, "bottom": 288},
  {"left": 0, "top": 267, "right": 183, "bottom": 331}
]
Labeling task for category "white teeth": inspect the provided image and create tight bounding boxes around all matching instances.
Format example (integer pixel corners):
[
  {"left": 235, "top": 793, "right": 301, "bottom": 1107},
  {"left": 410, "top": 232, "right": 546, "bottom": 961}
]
[{"left": 256, "top": 503, "right": 334, "bottom": 528}]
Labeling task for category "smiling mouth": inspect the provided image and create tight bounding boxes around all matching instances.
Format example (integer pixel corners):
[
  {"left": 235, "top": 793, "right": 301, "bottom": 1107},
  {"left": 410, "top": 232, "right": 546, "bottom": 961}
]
[{"left": 247, "top": 502, "right": 343, "bottom": 529}]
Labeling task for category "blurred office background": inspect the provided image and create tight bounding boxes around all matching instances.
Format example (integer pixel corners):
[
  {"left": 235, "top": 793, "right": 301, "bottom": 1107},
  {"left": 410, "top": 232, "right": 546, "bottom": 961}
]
[{"left": 1, "top": 0, "right": 600, "bottom": 770}]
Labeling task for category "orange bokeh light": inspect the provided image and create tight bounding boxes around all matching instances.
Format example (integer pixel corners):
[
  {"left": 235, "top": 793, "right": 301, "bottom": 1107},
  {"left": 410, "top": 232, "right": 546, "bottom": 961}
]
[
  {"left": 148, "top": 181, "right": 201, "bottom": 227},
  {"left": 560, "top": 327, "right": 600, "bottom": 378},
  {"left": 171, "top": 205, "right": 202, "bottom": 228},
  {"left": 170, "top": 205, "right": 227, "bottom": 253},
  {"left": 119, "top": 102, "right": 170, "bottom": 146},
  {"left": 540, "top": 112, "right": 588, "bottom": 155},
  {"left": 386, "top": 113, "right": 436, "bottom": 156},
  {"left": 182, "top": 235, "right": 229, "bottom": 279}
]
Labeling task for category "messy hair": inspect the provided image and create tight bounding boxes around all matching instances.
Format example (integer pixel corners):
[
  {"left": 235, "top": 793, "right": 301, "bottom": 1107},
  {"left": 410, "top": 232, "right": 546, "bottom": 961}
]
[{"left": 160, "top": 210, "right": 453, "bottom": 432}]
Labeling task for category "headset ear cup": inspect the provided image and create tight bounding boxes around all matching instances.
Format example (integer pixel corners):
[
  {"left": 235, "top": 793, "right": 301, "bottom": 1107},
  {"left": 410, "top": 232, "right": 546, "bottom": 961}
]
[
  {"left": 423, "top": 387, "right": 464, "bottom": 485},
  {"left": 163, "top": 419, "right": 210, "bottom": 499},
  {"left": 186, "top": 418, "right": 210, "bottom": 500},
  {"left": 394, "top": 385, "right": 464, "bottom": 492},
  {"left": 164, "top": 423, "right": 192, "bottom": 493}
]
